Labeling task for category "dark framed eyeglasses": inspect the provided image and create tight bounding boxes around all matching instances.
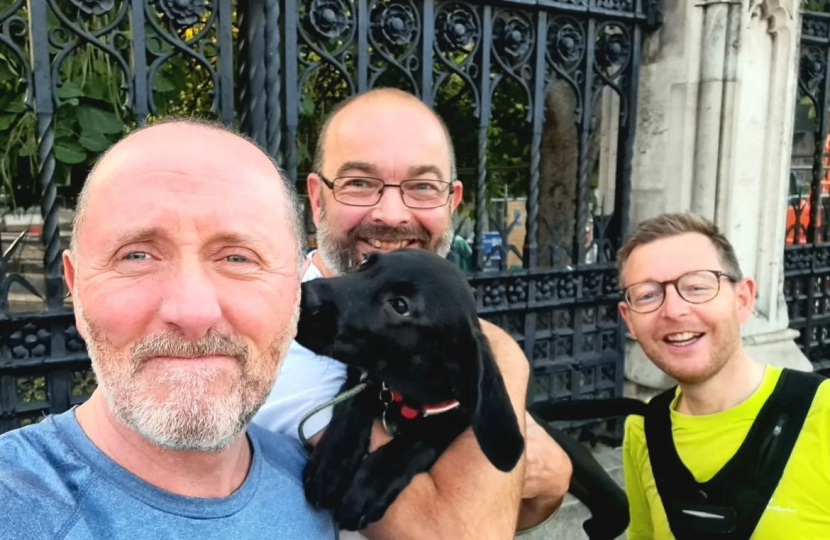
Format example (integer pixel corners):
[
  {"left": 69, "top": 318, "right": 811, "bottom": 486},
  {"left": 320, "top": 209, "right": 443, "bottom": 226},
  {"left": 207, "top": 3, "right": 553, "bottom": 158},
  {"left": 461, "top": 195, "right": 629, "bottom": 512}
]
[
  {"left": 319, "top": 175, "right": 455, "bottom": 209},
  {"left": 622, "top": 270, "right": 739, "bottom": 314}
]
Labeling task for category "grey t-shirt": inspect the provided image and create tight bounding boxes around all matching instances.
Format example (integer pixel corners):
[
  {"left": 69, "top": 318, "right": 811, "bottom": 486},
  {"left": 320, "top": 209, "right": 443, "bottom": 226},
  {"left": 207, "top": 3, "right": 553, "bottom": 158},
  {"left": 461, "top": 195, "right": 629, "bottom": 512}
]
[{"left": 0, "top": 409, "right": 336, "bottom": 540}]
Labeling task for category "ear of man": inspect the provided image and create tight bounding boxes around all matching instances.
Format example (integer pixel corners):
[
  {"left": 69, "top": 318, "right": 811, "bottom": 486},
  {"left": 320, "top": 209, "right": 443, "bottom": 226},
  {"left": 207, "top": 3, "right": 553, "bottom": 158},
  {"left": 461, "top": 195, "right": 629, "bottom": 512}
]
[
  {"left": 734, "top": 277, "right": 757, "bottom": 324},
  {"left": 306, "top": 173, "right": 324, "bottom": 226}
]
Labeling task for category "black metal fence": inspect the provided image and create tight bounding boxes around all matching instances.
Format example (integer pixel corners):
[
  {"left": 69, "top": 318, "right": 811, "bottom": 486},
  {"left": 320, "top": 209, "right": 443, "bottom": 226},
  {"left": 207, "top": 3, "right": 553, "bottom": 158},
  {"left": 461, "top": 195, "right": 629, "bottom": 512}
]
[
  {"left": 0, "top": 0, "right": 238, "bottom": 432},
  {"left": 0, "top": 0, "right": 659, "bottom": 434},
  {"left": 786, "top": 7, "right": 830, "bottom": 376}
]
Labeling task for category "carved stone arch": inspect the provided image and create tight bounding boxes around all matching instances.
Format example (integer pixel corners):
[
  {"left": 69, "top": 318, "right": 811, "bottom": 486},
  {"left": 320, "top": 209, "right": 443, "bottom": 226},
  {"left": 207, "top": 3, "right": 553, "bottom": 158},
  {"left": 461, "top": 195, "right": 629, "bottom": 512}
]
[{"left": 750, "top": 0, "right": 795, "bottom": 35}]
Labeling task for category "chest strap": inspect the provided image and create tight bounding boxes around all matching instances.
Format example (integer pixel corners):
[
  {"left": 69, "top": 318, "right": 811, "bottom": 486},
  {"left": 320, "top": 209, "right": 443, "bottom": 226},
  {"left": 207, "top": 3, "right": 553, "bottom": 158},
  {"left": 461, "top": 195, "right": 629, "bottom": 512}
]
[{"left": 644, "top": 368, "right": 824, "bottom": 540}]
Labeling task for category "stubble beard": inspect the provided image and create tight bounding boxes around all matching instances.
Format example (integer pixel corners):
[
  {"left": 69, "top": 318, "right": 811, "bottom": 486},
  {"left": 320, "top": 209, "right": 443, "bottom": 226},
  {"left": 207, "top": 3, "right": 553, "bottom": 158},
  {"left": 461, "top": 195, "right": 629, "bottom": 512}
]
[
  {"left": 315, "top": 201, "right": 455, "bottom": 275},
  {"left": 642, "top": 322, "right": 741, "bottom": 386},
  {"left": 76, "top": 297, "right": 299, "bottom": 452}
]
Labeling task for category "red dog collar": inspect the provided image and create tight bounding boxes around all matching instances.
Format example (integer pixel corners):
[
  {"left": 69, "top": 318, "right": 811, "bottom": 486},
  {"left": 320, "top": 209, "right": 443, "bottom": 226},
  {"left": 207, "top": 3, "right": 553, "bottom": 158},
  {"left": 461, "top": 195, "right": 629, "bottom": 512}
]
[{"left": 381, "top": 386, "right": 460, "bottom": 420}]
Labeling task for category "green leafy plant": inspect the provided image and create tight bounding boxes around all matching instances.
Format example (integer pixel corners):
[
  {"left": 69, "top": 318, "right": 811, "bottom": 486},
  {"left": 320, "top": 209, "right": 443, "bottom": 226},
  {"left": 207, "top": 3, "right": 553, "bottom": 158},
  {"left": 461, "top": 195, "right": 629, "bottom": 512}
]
[
  {"left": 1, "top": 3, "right": 536, "bottom": 212},
  {"left": 805, "top": 1, "right": 830, "bottom": 13},
  {"left": 0, "top": 3, "right": 227, "bottom": 210}
]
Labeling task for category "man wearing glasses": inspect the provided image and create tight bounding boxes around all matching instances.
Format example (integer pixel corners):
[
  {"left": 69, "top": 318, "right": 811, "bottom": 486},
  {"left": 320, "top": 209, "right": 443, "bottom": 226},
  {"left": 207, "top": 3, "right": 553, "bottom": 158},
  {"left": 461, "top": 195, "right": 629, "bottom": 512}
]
[
  {"left": 617, "top": 213, "right": 830, "bottom": 540},
  {"left": 253, "top": 88, "right": 572, "bottom": 539}
]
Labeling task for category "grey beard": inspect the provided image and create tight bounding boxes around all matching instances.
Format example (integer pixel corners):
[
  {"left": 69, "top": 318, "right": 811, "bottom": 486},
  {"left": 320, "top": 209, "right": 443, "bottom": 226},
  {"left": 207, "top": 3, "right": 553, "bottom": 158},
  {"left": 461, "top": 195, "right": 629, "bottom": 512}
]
[
  {"left": 75, "top": 295, "right": 299, "bottom": 453},
  {"left": 316, "top": 212, "right": 360, "bottom": 275},
  {"left": 316, "top": 205, "right": 455, "bottom": 276}
]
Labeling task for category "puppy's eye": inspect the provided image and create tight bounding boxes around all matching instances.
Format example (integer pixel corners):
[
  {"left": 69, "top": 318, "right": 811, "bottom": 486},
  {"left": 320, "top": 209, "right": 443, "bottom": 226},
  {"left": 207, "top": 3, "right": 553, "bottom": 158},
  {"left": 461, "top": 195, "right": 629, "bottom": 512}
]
[{"left": 388, "top": 297, "right": 411, "bottom": 317}]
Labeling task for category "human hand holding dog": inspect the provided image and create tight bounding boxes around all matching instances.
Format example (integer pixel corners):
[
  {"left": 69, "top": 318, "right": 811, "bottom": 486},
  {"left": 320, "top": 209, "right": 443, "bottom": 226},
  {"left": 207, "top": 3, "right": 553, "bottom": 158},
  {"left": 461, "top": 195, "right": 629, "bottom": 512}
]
[
  {"left": 363, "top": 398, "right": 571, "bottom": 532},
  {"left": 362, "top": 319, "right": 529, "bottom": 540},
  {"left": 516, "top": 412, "right": 573, "bottom": 530},
  {"left": 368, "top": 421, "right": 393, "bottom": 452}
]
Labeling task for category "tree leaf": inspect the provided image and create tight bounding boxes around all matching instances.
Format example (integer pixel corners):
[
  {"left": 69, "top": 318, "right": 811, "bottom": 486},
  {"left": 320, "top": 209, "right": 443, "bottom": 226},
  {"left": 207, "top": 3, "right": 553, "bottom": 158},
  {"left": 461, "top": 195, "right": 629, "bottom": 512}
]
[
  {"left": 0, "top": 113, "right": 16, "bottom": 131},
  {"left": 4, "top": 101, "right": 26, "bottom": 114},
  {"left": 19, "top": 136, "right": 36, "bottom": 157},
  {"left": 83, "top": 79, "right": 108, "bottom": 100},
  {"left": 57, "top": 81, "right": 84, "bottom": 99},
  {"left": 79, "top": 130, "right": 111, "bottom": 152},
  {"left": 54, "top": 139, "right": 87, "bottom": 164},
  {"left": 76, "top": 105, "right": 124, "bottom": 135},
  {"left": 153, "top": 73, "right": 176, "bottom": 92},
  {"left": 300, "top": 94, "right": 316, "bottom": 117},
  {"left": 0, "top": 62, "right": 13, "bottom": 82}
]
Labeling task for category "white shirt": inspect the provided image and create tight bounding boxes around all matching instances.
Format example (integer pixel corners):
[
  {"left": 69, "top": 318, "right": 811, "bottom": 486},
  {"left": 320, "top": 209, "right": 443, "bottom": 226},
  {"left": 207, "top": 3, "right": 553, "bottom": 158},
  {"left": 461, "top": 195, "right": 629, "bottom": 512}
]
[
  {"left": 252, "top": 256, "right": 365, "bottom": 540},
  {"left": 253, "top": 257, "right": 347, "bottom": 440}
]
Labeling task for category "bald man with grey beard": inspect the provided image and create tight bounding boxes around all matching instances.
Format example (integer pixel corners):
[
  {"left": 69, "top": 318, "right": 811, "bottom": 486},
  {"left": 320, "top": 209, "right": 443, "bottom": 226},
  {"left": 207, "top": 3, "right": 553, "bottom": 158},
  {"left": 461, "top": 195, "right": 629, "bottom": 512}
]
[{"left": 0, "top": 120, "right": 335, "bottom": 540}]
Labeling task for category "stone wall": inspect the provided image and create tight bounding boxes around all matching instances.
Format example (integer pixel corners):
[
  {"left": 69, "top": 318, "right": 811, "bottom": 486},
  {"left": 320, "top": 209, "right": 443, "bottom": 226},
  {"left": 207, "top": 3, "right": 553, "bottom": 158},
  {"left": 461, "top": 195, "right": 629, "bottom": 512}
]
[{"left": 625, "top": 0, "right": 811, "bottom": 392}]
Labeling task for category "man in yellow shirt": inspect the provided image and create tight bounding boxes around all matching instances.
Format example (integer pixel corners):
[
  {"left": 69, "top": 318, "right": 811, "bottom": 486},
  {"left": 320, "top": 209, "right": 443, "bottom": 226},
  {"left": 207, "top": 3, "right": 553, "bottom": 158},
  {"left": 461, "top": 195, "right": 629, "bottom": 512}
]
[{"left": 617, "top": 213, "right": 830, "bottom": 540}]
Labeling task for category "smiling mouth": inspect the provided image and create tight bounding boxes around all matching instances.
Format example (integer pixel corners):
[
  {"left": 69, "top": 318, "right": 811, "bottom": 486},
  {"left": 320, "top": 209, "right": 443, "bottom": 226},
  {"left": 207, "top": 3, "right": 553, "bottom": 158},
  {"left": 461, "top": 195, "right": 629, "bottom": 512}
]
[
  {"left": 364, "top": 239, "right": 417, "bottom": 250},
  {"left": 663, "top": 332, "right": 704, "bottom": 347}
]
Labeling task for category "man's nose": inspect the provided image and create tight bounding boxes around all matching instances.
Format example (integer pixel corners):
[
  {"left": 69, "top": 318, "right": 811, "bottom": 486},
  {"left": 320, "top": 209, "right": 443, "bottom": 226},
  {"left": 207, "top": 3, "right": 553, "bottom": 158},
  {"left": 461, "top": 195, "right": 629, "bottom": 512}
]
[
  {"left": 368, "top": 186, "right": 412, "bottom": 226},
  {"left": 660, "top": 284, "right": 691, "bottom": 319},
  {"left": 158, "top": 258, "right": 223, "bottom": 339}
]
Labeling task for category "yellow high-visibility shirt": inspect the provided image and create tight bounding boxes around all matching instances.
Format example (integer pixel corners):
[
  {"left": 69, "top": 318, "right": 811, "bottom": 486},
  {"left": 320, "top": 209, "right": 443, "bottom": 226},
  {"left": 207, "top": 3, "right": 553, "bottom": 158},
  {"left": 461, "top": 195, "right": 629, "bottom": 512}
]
[{"left": 623, "top": 365, "right": 830, "bottom": 540}]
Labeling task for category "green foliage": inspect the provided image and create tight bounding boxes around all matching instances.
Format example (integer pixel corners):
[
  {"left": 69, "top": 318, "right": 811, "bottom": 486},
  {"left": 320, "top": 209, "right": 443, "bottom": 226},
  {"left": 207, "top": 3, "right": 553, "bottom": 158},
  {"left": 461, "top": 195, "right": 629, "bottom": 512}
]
[
  {"left": 0, "top": 3, "right": 224, "bottom": 210},
  {"left": 294, "top": 52, "right": 533, "bottom": 206},
  {"left": 1, "top": 4, "right": 533, "bottom": 212},
  {"left": 0, "top": 44, "right": 37, "bottom": 209},
  {"left": 0, "top": 5, "right": 131, "bottom": 208},
  {"left": 805, "top": 0, "right": 830, "bottom": 13}
]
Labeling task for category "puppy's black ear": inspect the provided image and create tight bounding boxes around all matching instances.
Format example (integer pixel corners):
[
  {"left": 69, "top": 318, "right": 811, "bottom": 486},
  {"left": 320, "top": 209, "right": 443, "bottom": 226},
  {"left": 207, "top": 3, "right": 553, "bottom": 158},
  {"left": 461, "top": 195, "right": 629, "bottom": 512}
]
[{"left": 455, "top": 324, "right": 524, "bottom": 472}]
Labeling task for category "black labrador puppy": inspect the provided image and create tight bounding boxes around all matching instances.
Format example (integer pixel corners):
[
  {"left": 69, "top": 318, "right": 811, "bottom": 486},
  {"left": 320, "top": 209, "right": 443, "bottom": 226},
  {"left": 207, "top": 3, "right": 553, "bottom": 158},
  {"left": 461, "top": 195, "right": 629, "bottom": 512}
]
[{"left": 295, "top": 249, "right": 524, "bottom": 530}]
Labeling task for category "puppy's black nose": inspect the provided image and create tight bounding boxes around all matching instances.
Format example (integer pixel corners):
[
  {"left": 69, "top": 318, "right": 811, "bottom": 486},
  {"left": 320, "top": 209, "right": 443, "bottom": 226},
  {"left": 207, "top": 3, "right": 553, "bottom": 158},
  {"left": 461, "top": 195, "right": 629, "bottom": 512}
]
[
  {"left": 297, "top": 280, "right": 338, "bottom": 354},
  {"left": 300, "top": 280, "right": 326, "bottom": 314}
]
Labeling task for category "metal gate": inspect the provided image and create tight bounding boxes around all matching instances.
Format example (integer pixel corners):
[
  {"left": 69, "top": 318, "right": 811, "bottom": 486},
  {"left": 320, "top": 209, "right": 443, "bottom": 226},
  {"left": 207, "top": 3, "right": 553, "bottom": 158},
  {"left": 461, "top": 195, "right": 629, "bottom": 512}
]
[
  {"left": 785, "top": 5, "right": 830, "bottom": 376},
  {"left": 0, "top": 0, "right": 660, "bottom": 434}
]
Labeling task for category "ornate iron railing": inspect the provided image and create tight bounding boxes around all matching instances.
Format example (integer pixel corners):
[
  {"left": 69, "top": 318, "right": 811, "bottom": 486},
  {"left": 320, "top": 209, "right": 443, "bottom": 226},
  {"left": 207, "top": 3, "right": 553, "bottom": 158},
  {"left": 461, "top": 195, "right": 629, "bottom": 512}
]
[
  {"left": 0, "top": 0, "right": 659, "bottom": 434},
  {"left": 785, "top": 7, "right": 830, "bottom": 376}
]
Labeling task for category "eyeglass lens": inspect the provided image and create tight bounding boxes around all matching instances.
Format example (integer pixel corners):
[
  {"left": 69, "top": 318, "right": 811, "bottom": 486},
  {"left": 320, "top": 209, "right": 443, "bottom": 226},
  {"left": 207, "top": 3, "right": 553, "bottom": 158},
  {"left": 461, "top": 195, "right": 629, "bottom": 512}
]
[{"left": 626, "top": 271, "right": 721, "bottom": 313}]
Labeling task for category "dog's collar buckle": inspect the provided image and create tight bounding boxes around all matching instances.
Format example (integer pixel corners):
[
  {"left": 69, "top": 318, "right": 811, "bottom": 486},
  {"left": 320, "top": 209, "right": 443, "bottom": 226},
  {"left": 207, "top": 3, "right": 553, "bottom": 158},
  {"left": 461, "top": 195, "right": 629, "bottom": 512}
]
[{"left": 379, "top": 387, "right": 396, "bottom": 405}]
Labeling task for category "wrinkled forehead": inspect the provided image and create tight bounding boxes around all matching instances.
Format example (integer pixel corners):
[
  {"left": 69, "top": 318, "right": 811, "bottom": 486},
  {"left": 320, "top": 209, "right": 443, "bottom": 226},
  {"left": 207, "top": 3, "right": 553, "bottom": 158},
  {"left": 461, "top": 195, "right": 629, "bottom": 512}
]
[
  {"left": 77, "top": 126, "right": 290, "bottom": 251},
  {"left": 623, "top": 233, "right": 725, "bottom": 284}
]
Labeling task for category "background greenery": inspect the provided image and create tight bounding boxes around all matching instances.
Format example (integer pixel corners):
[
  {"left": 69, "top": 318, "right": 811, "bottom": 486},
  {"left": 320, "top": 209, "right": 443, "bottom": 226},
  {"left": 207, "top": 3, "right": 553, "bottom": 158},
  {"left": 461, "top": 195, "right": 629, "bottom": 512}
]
[
  {"left": 0, "top": 0, "right": 229, "bottom": 211},
  {"left": 0, "top": 1, "right": 532, "bottom": 216}
]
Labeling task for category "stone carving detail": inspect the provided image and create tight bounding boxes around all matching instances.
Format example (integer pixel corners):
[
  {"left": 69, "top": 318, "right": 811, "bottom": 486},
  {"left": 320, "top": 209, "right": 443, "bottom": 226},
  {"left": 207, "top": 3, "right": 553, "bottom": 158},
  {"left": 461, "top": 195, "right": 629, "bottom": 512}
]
[{"left": 750, "top": 0, "right": 796, "bottom": 34}]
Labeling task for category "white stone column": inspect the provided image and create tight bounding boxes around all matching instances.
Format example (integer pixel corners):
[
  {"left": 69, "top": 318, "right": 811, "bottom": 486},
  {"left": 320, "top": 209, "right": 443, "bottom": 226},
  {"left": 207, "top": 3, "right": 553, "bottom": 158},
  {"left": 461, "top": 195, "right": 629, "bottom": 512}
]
[{"left": 625, "top": 0, "right": 811, "bottom": 395}]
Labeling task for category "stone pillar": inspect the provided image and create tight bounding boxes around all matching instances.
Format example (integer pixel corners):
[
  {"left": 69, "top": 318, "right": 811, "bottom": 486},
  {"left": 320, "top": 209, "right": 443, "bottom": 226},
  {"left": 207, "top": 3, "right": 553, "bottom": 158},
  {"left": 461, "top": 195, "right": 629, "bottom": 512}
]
[{"left": 625, "top": 0, "right": 811, "bottom": 395}]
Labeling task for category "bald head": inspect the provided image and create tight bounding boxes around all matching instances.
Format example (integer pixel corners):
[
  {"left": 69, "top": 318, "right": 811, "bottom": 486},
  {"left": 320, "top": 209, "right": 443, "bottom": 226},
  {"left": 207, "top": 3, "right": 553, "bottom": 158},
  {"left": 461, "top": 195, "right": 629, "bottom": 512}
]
[
  {"left": 312, "top": 88, "right": 456, "bottom": 180},
  {"left": 71, "top": 119, "right": 304, "bottom": 266}
]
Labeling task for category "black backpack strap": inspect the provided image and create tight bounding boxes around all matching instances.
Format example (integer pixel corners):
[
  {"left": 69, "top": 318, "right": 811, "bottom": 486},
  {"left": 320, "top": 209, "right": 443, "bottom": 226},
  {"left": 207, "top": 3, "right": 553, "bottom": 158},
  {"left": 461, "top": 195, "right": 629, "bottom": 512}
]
[
  {"left": 644, "top": 387, "right": 735, "bottom": 540},
  {"left": 644, "top": 369, "right": 825, "bottom": 540},
  {"left": 727, "top": 369, "right": 824, "bottom": 539}
]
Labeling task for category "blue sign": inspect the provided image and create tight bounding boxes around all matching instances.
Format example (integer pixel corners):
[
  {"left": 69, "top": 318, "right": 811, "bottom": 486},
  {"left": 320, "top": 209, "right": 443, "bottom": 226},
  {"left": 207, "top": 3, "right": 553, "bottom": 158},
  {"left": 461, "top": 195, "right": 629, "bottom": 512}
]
[{"left": 482, "top": 232, "right": 502, "bottom": 271}]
